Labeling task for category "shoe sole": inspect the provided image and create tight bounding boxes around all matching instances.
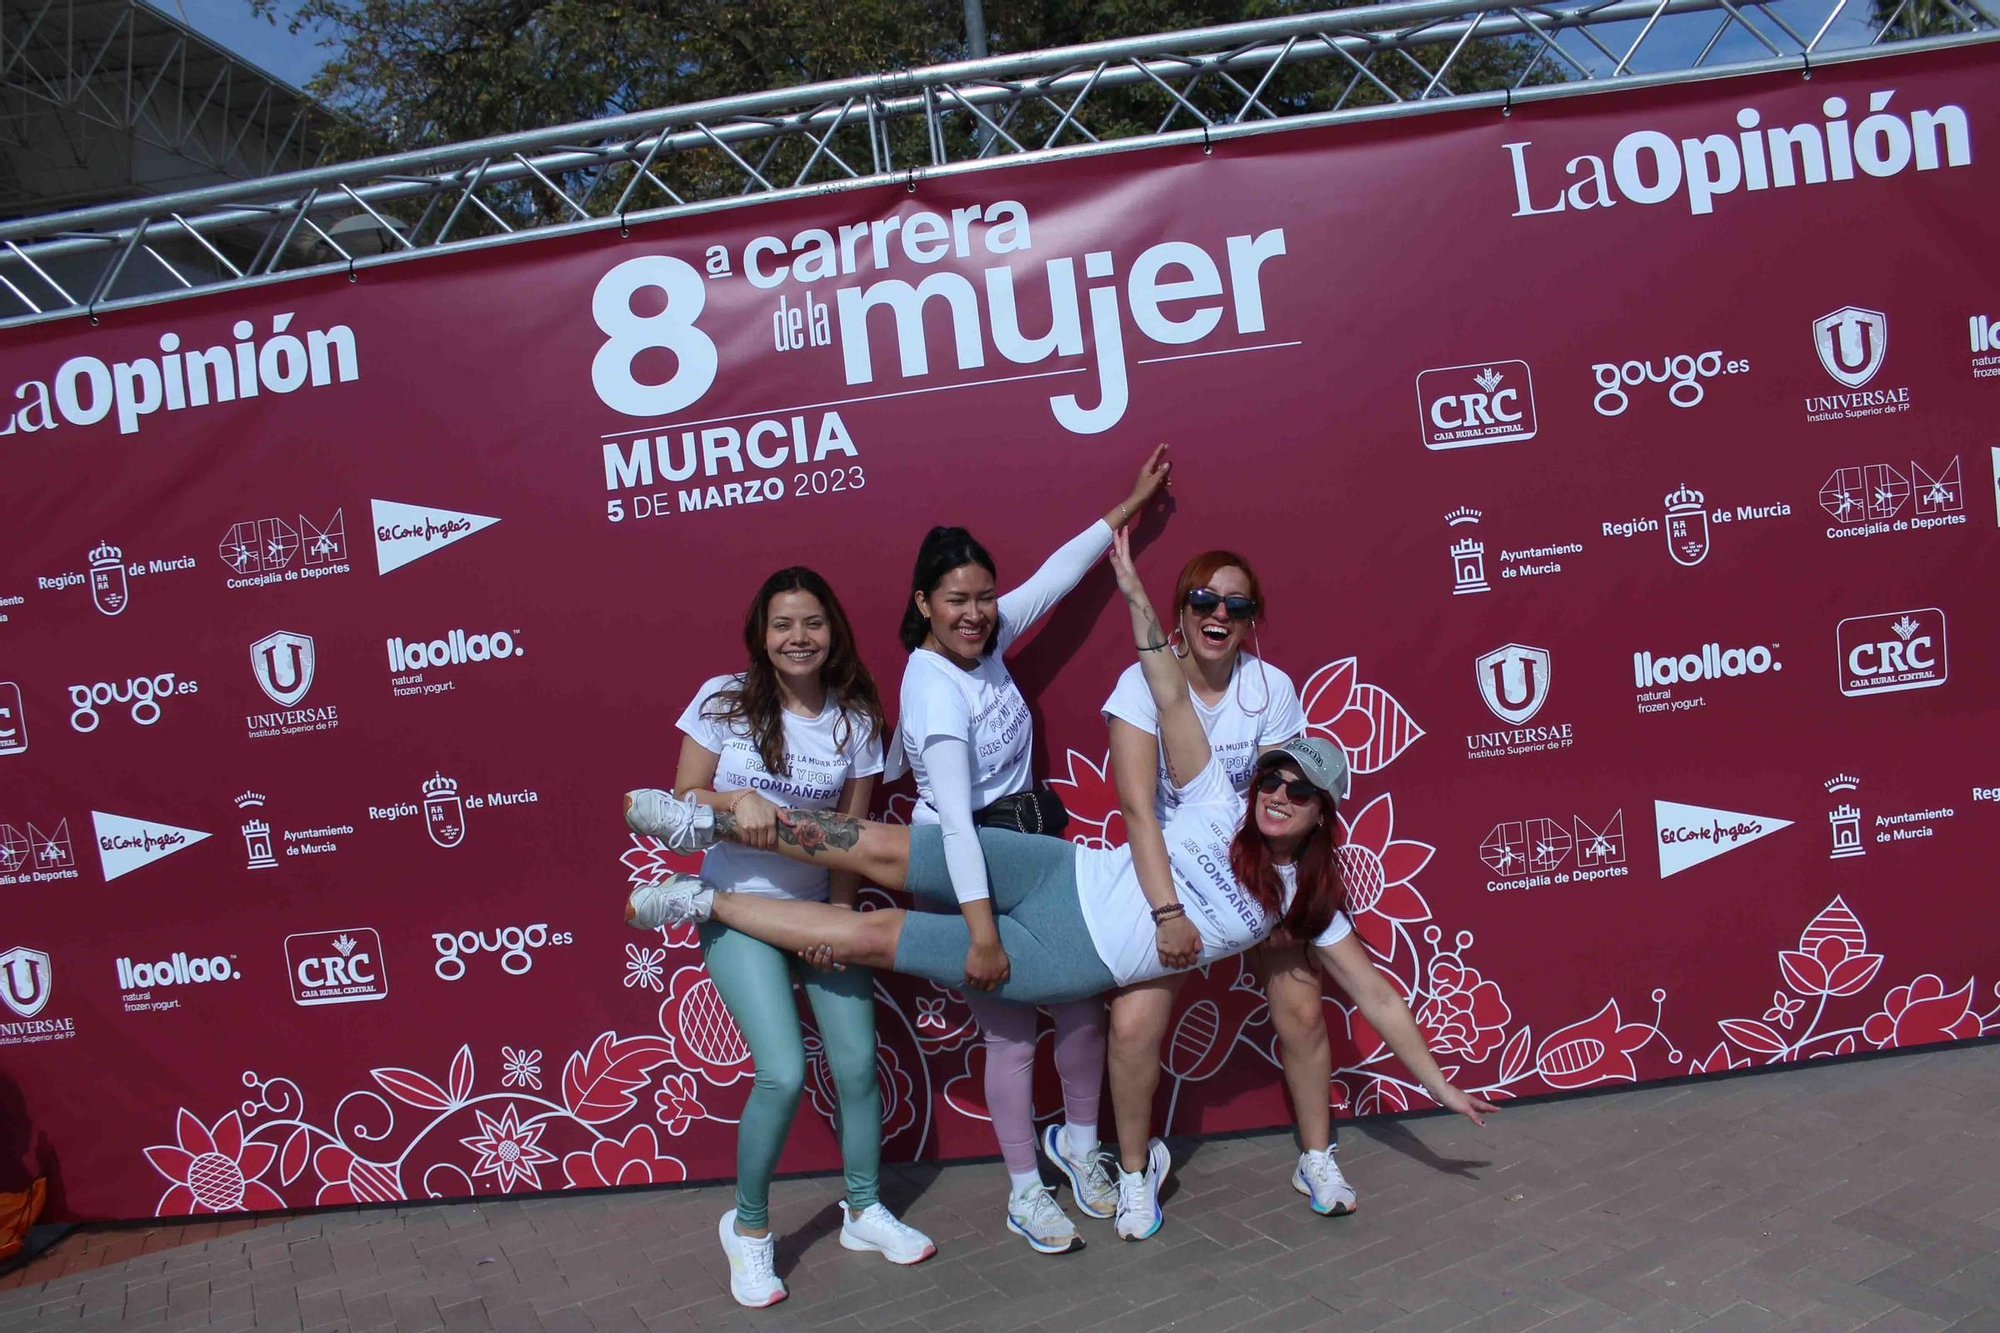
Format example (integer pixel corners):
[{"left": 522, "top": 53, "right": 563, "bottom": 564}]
[
  {"left": 1005, "top": 1215, "right": 1084, "bottom": 1255},
  {"left": 1291, "top": 1169, "right": 1357, "bottom": 1217},
  {"left": 1040, "top": 1125, "right": 1114, "bottom": 1220},
  {"left": 838, "top": 1229, "right": 936, "bottom": 1265}
]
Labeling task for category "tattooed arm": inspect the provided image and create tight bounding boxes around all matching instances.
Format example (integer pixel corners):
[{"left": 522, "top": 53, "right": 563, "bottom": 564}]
[{"left": 1108, "top": 527, "right": 1211, "bottom": 788}]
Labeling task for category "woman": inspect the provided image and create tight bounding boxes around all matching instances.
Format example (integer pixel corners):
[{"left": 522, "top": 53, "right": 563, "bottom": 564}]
[
  {"left": 664, "top": 567, "right": 933, "bottom": 1309},
  {"left": 1101, "top": 551, "right": 1360, "bottom": 1222},
  {"left": 625, "top": 528, "right": 1495, "bottom": 1243},
  {"left": 885, "top": 443, "right": 1168, "bottom": 1254}
]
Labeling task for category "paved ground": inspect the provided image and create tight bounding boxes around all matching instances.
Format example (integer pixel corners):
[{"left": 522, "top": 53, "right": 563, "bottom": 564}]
[{"left": 5, "top": 1042, "right": 2000, "bottom": 1332}]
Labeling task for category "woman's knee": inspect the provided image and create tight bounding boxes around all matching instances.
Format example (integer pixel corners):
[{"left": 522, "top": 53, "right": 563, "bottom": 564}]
[
  {"left": 1108, "top": 986, "right": 1174, "bottom": 1056},
  {"left": 1268, "top": 974, "right": 1329, "bottom": 1048},
  {"left": 752, "top": 1045, "right": 808, "bottom": 1102}
]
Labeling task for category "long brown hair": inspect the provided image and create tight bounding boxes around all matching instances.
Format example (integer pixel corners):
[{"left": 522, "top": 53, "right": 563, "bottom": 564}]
[
  {"left": 1228, "top": 785, "right": 1343, "bottom": 941},
  {"left": 704, "top": 567, "right": 884, "bottom": 777}
]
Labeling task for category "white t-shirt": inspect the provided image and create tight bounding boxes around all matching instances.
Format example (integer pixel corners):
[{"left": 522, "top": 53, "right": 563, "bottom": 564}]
[
  {"left": 1101, "top": 656, "right": 1307, "bottom": 820},
  {"left": 1276, "top": 864, "right": 1353, "bottom": 951},
  {"left": 1074, "top": 758, "right": 1350, "bottom": 987},
  {"left": 676, "top": 674, "right": 883, "bottom": 901}
]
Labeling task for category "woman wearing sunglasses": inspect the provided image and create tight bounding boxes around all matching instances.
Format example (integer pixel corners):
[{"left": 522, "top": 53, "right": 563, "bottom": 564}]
[
  {"left": 625, "top": 530, "right": 1494, "bottom": 1247},
  {"left": 882, "top": 444, "right": 1171, "bottom": 1255},
  {"left": 662, "top": 567, "right": 934, "bottom": 1308}
]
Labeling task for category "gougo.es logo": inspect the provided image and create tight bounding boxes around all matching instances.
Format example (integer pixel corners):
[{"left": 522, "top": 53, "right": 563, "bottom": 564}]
[
  {"left": 431, "top": 923, "right": 573, "bottom": 980},
  {"left": 68, "top": 673, "right": 199, "bottom": 731}
]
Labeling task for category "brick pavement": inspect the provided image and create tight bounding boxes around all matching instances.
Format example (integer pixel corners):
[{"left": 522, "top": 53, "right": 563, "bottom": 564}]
[{"left": 5, "top": 1042, "right": 1999, "bottom": 1332}]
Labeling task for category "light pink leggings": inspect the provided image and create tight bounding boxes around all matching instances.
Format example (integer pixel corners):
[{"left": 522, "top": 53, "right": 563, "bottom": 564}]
[{"left": 965, "top": 993, "right": 1106, "bottom": 1176}]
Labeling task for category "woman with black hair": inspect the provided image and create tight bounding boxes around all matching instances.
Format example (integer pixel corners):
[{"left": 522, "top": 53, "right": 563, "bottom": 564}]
[
  {"left": 883, "top": 443, "right": 1169, "bottom": 1254},
  {"left": 664, "top": 567, "right": 930, "bottom": 1308}
]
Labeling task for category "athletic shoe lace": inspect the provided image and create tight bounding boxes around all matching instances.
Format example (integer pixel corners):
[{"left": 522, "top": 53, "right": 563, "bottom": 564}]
[
  {"left": 739, "top": 1233, "right": 775, "bottom": 1282},
  {"left": 1304, "top": 1151, "right": 1345, "bottom": 1193},
  {"left": 856, "top": 1203, "right": 919, "bottom": 1244},
  {"left": 1014, "top": 1184, "right": 1067, "bottom": 1232},
  {"left": 1116, "top": 1170, "right": 1148, "bottom": 1218},
  {"left": 1078, "top": 1149, "right": 1116, "bottom": 1200}
]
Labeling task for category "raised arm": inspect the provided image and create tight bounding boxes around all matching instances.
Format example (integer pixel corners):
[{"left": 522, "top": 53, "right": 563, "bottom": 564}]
[
  {"left": 993, "top": 444, "right": 1171, "bottom": 652},
  {"left": 1107, "top": 526, "right": 1210, "bottom": 788},
  {"left": 1110, "top": 718, "right": 1201, "bottom": 970}
]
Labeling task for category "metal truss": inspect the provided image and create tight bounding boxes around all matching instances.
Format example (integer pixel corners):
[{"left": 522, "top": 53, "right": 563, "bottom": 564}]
[
  {"left": 1, "top": 0, "right": 333, "bottom": 220},
  {"left": 0, "top": 0, "right": 1993, "bottom": 327}
]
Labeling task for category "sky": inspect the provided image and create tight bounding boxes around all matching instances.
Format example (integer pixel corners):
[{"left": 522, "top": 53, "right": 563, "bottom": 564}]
[{"left": 148, "top": 0, "right": 332, "bottom": 91}]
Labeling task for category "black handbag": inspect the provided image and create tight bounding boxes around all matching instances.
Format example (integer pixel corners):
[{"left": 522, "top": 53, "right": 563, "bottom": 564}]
[{"left": 972, "top": 787, "right": 1071, "bottom": 837}]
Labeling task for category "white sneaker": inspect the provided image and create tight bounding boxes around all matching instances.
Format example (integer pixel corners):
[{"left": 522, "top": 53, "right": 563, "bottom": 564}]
[
  {"left": 625, "top": 788, "right": 715, "bottom": 852},
  {"left": 1005, "top": 1183, "right": 1083, "bottom": 1255},
  {"left": 1113, "top": 1138, "right": 1169, "bottom": 1241},
  {"left": 838, "top": 1201, "right": 936, "bottom": 1265},
  {"left": 1293, "top": 1148, "right": 1357, "bottom": 1216},
  {"left": 717, "top": 1209, "right": 786, "bottom": 1308},
  {"left": 1041, "top": 1124, "right": 1116, "bottom": 1220},
  {"left": 626, "top": 872, "right": 713, "bottom": 929}
]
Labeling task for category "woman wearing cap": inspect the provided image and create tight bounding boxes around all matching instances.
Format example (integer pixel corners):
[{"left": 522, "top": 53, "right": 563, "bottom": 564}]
[
  {"left": 624, "top": 529, "right": 1494, "bottom": 1240},
  {"left": 880, "top": 442, "right": 1168, "bottom": 1254},
  {"left": 1100, "top": 549, "right": 1365, "bottom": 1222}
]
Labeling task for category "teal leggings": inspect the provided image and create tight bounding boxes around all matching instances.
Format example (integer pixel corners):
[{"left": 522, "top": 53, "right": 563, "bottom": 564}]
[{"left": 699, "top": 920, "right": 880, "bottom": 1229}]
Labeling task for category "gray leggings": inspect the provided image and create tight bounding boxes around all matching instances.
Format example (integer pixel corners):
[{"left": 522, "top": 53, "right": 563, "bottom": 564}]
[{"left": 892, "top": 826, "right": 1117, "bottom": 1005}]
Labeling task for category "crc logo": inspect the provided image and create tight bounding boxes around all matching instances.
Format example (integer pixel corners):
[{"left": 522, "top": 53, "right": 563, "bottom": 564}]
[
  {"left": 591, "top": 255, "right": 719, "bottom": 418},
  {"left": 250, "top": 631, "right": 315, "bottom": 707},
  {"left": 68, "top": 673, "right": 196, "bottom": 731},
  {"left": 1813, "top": 306, "right": 1888, "bottom": 388},
  {"left": 285, "top": 929, "right": 388, "bottom": 1006},
  {"left": 1417, "top": 361, "right": 1537, "bottom": 449},
  {"left": 1836, "top": 608, "right": 1947, "bottom": 697},
  {"left": 432, "top": 924, "right": 573, "bottom": 981},
  {"left": 1475, "top": 643, "right": 1551, "bottom": 725},
  {"left": 0, "top": 946, "right": 52, "bottom": 1019},
  {"left": 1591, "top": 352, "right": 1748, "bottom": 416}
]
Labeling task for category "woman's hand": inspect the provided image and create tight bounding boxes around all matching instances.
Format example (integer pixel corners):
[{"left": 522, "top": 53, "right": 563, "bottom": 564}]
[
  {"left": 796, "top": 943, "right": 844, "bottom": 971},
  {"left": 1433, "top": 1083, "right": 1500, "bottom": 1127},
  {"left": 1154, "top": 914, "right": 1201, "bottom": 970},
  {"left": 1107, "top": 524, "right": 1152, "bottom": 607},
  {"left": 729, "top": 790, "right": 780, "bottom": 850},
  {"left": 1122, "top": 443, "right": 1172, "bottom": 519},
  {"left": 963, "top": 937, "right": 1011, "bottom": 992}
]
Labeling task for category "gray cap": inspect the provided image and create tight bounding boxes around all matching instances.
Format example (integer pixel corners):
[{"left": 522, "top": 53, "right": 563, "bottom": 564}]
[{"left": 1254, "top": 735, "right": 1350, "bottom": 803}]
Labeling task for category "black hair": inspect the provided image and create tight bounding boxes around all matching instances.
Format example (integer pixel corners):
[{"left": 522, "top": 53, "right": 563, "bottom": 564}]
[{"left": 898, "top": 526, "right": 999, "bottom": 654}]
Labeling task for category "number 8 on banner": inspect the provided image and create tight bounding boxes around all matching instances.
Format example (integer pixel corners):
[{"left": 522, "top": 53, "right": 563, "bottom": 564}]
[{"left": 591, "top": 256, "right": 718, "bottom": 417}]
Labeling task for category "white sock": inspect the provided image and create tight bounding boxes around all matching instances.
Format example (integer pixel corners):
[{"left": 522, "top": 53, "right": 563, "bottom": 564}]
[
  {"left": 1008, "top": 1169, "right": 1043, "bottom": 1197},
  {"left": 1061, "top": 1122, "right": 1099, "bottom": 1158}
]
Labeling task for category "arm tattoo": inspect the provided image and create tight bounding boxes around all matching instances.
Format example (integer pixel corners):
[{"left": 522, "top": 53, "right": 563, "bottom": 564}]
[{"left": 716, "top": 806, "right": 864, "bottom": 857}]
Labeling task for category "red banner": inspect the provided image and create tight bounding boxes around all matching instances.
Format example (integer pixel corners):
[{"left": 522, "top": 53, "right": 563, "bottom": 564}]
[{"left": 3, "top": 44, "right": 1996, "bottom": 1222}]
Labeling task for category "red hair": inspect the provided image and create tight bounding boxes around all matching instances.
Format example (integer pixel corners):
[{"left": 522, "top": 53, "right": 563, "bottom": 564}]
[
  {"left": 1228, "top": 790, "right": 1343, "bottom": 941},
  {"left": 1174, "top": 549, "right": 1267, "bottom": 623}
]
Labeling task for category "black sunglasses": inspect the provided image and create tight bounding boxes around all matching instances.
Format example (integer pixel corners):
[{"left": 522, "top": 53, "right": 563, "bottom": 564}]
[
  {"left": 1186, "top": 588, "right": 1257, "bottom": 621},
  {"left": 1255, "top": 769, "right": 1317, "bottom": 801}
]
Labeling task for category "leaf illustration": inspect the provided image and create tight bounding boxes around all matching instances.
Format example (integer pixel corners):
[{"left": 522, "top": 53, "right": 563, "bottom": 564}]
[
  {"left": 561, "top": 1032, "right": 677, "bottom": 1124},
  {"left": 1497, "top": 1026, "right": 1533, "bottom": 1084},
  {"left": 371, "top": 1065, "right": 452, "bottom": 1111},
  {"left": 1718, "top": 1018, "right": 1787, "bottom": 1056},
  {"left": 279, "top": 1127, "right": 310, "bottom": 1186},
  {"left": 448, "top": 1045, "right": 474, "bottom": 1104}
]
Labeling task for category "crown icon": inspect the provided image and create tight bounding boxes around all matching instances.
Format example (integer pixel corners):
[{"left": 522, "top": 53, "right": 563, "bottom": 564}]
[
  {"left": 1664, "top": 484, "right": 1705, "bottom": 514},
  {"left": 1891, "top": 615, "right": 1920, "bottom": 641},
  {"left": 1824, "top": 775, "right": 1860, "bottom": 793},
  {"left": 423, "top": 772, "right": 459, "bottom": 797},
  {"left": 1445, "top": 507, "right": 1483, "bottom": 527},
  {"left": 88, "top": 540, "right": 122, "bottom": 568},
  {"left": 234, "top": 792, "right": 267, "bottom": 809},
  {"left": 1828, "top": 804, "right": 1860, "bottom": 822},
  {"left": 1474, "top": 367, "right": 1504, "bottom": 394},
  {"left": 332, "top": 934, "right": 357, "bottom": 957}
]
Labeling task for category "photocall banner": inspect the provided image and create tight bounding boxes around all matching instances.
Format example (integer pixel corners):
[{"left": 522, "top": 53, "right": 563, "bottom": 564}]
[{"left": 2, "top": 43, "right": 1996, "bottom": 1222}]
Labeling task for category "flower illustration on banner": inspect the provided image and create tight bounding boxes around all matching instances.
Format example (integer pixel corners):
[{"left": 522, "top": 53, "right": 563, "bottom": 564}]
[
  {"left": 624, "top": 943, "right": 667, "bottom": 992},
  {"left": 1415, "top": 951, "right": 1512, "bottom": 1063},
  {"left": 1535, "top": 1000, "right": 1656, "bottom": 1089},
  {"left": 143, "top": 1109, "right": 283, "bottom": 1215},
  {"left": 1862, "top": 975, "right": 1982, "bottom": 1048},
  {"left": 1335, "top": 794, "right": 1435, "bottom": 954},
  {"left": 1689, "top": 1042, "right": 1750, "bottom": 1074},
  {"left": 1046, "top": 748, "right": 1125, "bottom": 851},
  {"left": 658, "top": 965, "right": 751, "bottom": 1085},
  {"left": 561, "top": 1124, "right": 687, "bottom": 1188},
  {"left": 310, "top": 1144, "right": 402, "bottom": 1206},
  {"left": 910, "top": 986, "right": 979, "bottom": 1054},
  {"left": 1780, "top": 897, "right": 1883, "bottom": 997},
  {"left": 459, "top": 1106, "right": 555, "bottom": 1193},
  {"left": 1301, "top": 657, "right": 1424, "bottom": 775},
  {"left": 501, "top": 1047, "right": 543, "bottom": 1090},
  {"left": 654, "top": 1072, "right": 707, "bottom": 1136},
  {"left": 1763, "top": 992, "right": 1803, "bottom": 1030}
]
